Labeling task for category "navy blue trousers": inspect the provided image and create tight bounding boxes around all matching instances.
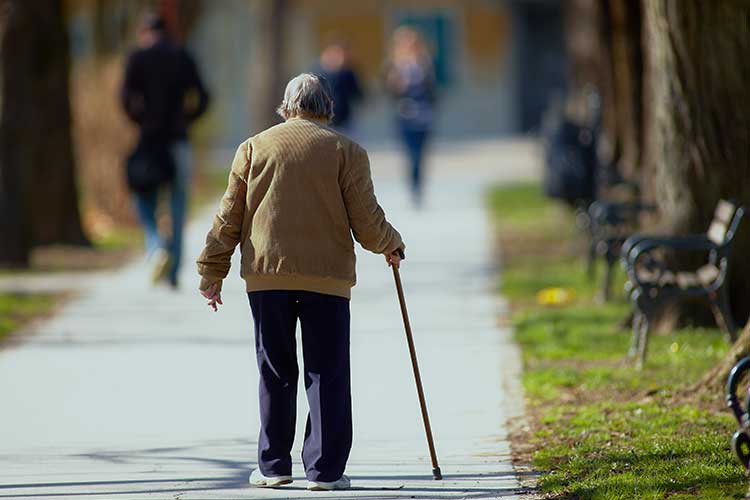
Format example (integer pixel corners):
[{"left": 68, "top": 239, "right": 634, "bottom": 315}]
[{"left": 247, "top": 290, "right": 352, "bottom": 482}]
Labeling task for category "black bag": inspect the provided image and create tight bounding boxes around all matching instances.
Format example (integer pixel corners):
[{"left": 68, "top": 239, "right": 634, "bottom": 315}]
[
  {"left": 543, "top": 119, "right": 597, "bottom": 206},
  {"left": 125, "top": 139, "right": 176, "bottom": 193}
]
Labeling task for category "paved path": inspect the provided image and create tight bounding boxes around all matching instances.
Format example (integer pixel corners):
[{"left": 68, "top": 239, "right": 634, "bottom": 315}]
[{"left": 0, "top": 139, "right": 539, "bottom": 499}]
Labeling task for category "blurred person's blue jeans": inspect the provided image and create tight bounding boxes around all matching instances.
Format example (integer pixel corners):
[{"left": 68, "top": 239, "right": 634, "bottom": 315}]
[
  {"left": 399, "top": 126, "right": 429, "bottom": 204},
  {"left": 133, "top": 190, "right": 161, "bottom": 256},
  {"left": 133, "top": 141, "right": 192, "bottom": 287}
]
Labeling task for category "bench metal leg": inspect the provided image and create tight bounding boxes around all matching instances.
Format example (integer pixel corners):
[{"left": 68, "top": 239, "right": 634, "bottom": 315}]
[
  {"left": 629, "top": 310, "right": 644, "bottom": 359},
  {"left": 586, "top": 240, "right": 597, "bottom": 281},
  {"left": 709, "top": 286, "right": 738, "bottom": 342},
  {"left": 600, "top": 252, "right": 617, "bottom": 302},
  {"left": 630, "top": 290, "right": 653, "bottom": 370},
  {"left": 635, "top": 314, "right": 650, "bottom": 371}
]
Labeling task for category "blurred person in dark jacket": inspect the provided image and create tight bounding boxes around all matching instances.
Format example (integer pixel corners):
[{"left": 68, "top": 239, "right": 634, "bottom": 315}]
[
  {"left": 384, "top": 26, "right": 436, "bottom": 208},
  {"left": 312, "top": 38, "right": 363, "bottom": 134},
  {"left": 121, "top": 13, "right": 209, "bottom": 288}
]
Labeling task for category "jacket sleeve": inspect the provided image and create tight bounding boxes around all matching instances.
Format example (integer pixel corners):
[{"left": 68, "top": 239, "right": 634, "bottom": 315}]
[
  {"left": 120, "top": 52, "right": 145, "bottom": 124},
  {"left": 196, "top": 142, "right": 252, "bottom": 291},
  {"left": 341, "top": 145, "right": 405, "bottom": 255}
]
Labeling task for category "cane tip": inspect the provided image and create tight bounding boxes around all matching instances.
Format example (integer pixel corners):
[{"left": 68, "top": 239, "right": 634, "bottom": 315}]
[{"left": 432, "top": 467, "right": 442, "bottom": 480}]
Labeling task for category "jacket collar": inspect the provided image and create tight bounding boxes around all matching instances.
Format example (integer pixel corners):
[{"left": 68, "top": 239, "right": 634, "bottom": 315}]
[{"left": 287, "top": 116, "right": 330, "bottom": 126}]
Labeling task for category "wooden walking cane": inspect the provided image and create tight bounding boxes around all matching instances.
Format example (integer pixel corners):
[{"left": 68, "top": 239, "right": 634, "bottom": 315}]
[{"left": 391, "top": 249, "right": 442, "bottom": 480}]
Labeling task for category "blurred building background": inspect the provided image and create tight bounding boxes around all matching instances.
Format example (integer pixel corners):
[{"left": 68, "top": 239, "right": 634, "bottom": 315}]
[
  {"left": 1, "top": 0, "right": 570, "bottom": 266},
  {"left": 66, "top": 0, "right": 566, "bottom": 149}
]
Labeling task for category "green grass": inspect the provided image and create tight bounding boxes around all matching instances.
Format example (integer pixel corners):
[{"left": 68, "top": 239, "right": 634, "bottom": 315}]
[
  {"left": 487, "top": 182, "right": 553, "bottom": 224},
  {"left": 488, "top": 182, "right": 572, "bottom": 241},
  {"left": 0, "top": 293, "right": 58, "bottom": 342},
  {"left": 487, "top": 183, "right": 746, "bottom": 499},
  {"left": 502, "top": 255, "right": 600, "bottom": 303},
  {"left": 533, "top": 402, "right": 740, "bottom": 500},
  {"left": 91, "top": 225, "right": 143, "bottom": 251}
]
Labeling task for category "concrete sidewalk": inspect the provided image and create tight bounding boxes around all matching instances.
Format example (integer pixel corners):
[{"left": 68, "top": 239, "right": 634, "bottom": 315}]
[{"left": 0, "top": 139, "right": 540, "bottom": 499}]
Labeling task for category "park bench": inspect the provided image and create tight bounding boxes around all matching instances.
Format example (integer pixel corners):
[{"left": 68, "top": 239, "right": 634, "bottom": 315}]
[
  {"left": 621, "top": 199, "right": 744, "bottom": 368},
  {"left": 727, "top": 356, "right": 750, "bottom": 470},
  {"left": 586, "top": 200, "right": 656, "bottom": 302}
]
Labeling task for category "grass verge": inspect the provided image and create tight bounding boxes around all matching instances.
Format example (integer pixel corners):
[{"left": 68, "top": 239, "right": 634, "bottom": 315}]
[
  {"left": 0, "top": 293, "right": 60, "bottom": 344},
  {"left": 488, "top": 182, "right": 745, "bottom": 499}
]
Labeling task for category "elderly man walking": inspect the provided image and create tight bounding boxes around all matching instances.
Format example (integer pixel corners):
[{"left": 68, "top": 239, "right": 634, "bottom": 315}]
[{"left": 196, "top": 73, "right": 404, "bottom": 491}]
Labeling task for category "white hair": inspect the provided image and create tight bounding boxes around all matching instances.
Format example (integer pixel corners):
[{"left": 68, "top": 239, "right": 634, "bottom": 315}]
[{"left": 276, "top": 73, "right": 334, "bottom": 122}]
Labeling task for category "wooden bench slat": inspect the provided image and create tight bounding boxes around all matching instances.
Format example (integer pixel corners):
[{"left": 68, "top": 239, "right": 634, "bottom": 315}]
[
  {"left": 708, "top": 221, "right": 728, "bottom": 245},
  {"left": 676, "top": 272, "right": 698, "bottom": 289},
  {"left": 697, "top": 263, "right": 721, "bottom": 286},
  {"left": 715, "top": 199, "right": 735, "bottom": 224},
  {"left": 636, "top": 264, "right": 720, "bottom": 289}
]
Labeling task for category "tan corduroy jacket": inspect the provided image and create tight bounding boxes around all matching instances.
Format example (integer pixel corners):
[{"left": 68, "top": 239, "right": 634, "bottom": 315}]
[{"left": 196, "top": 117, "right": 404, "bottom": 299}]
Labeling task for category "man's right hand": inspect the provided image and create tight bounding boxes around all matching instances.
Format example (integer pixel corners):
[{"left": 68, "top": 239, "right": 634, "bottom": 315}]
[{"left": 385, "top": 250, "right": 403, "bottom": 269}]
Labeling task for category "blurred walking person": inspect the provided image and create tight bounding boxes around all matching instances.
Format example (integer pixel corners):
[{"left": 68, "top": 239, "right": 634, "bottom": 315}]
[
  {"left": 196, "top": 73, "right": 404, "bottom": 491},
  {"left": 313, "top": 37, "right": 363, "bottom": 134},
  {"left": 384, "top": 26, "right": 436, "bottom": 207},
  {"left": 121, "top": 14, "right": 209, "bottom": 288}
]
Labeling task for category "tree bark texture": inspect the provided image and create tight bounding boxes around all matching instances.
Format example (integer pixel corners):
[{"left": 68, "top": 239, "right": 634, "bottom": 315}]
[
  {"left": 692, "top": 322, "right": 749, "bottom": 397},
  {"left": 642, "top": 0, "right": 750, "bottom": 326},
  {"left": 606, "top": 0, "right": 643, "bottom": 180},
  {"left": 0, "top": 1, "right": 30, "bottom": 265},
  {"left": 562, "top": 0, "right": 611, "bottom": 135},
  {"left": 246, "top": 0, "right": 287, "bottom": 129},
  {"left": 1, "top": 0, "right": 88, "bottom": 249},
  {"left": 564, "top": 0, "right": 605, "bottom": 93},
  {"left": 563, "top": 0, "right": 639, "bottom": 176},
  {"left": 266, "top": 0, "right": 286, "bottom": 127}
]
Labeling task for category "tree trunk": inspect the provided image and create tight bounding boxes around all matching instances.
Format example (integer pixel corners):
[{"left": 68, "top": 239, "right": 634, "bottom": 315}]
[
  {"left": 267, "top": 0, "right": 286, "bottom": 126},
  {"left": 563, "top": 0, "right": 608, "bottom": 127},
  {"left": 564, "top": 0, "right": 605, "bottom": 93},
  {"left": 642, "top": 0, "right": 750, "bottom": 327},
  {"left": 0, "top": 1, "right": 31, "bottom": 266},
  {"left": 246, "top": 0, "right": 287, "bottom": 130},
  {"left": 606, "top": 0, "right": 643, "bottom": 180},
  {"left": 32, "top": 0, "right": 89, "bottom": 246},
  {"left": 692, "top": 322, "right": 749, "bottom": 396},
  {"left": 1, "top": 0, "right": 89, "bottom": 249},
  {"left": 562, "top": 0, "right": 638, "bottom": 176}
]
